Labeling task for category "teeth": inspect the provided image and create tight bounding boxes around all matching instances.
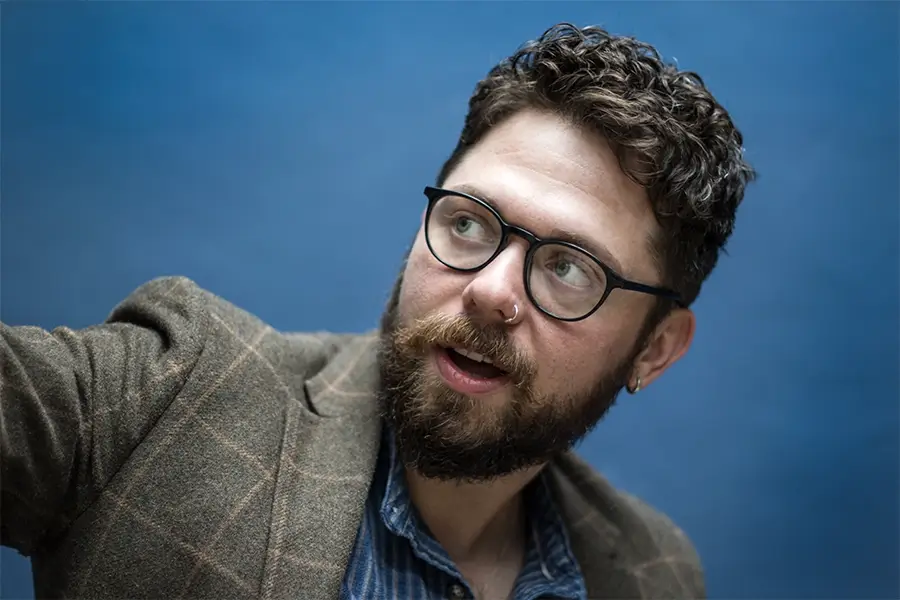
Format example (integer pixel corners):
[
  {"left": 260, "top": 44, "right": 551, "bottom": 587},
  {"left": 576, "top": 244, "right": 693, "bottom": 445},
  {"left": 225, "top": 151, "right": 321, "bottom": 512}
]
[{"left": 452, "top": 347, "right": 494, "bottom": 365}]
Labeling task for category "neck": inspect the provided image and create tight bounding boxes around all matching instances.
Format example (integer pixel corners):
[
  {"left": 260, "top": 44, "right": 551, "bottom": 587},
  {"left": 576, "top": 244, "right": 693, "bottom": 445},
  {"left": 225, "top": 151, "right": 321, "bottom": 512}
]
[{"left": 405, "top": 465, "right": 544, "bottom": 562}]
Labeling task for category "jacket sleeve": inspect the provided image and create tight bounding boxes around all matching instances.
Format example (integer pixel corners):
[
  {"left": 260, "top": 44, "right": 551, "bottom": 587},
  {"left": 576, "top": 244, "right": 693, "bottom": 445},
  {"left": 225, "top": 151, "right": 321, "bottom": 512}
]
[{"left": 0, "top": 276, "right": 208, "bottom": 555}]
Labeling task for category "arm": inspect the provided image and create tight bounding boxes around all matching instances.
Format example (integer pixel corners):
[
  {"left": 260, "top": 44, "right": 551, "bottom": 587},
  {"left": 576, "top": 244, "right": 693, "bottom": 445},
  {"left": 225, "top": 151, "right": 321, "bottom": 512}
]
[{"left": 1, "top": 276, "right": 208, "bottom": 555}]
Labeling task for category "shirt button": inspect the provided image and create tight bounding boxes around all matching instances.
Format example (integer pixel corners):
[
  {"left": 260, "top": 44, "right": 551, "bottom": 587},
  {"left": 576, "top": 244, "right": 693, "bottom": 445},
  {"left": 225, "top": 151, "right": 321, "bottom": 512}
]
[{"left": 446, "top": 582, "right": 467, "bottom": 599}]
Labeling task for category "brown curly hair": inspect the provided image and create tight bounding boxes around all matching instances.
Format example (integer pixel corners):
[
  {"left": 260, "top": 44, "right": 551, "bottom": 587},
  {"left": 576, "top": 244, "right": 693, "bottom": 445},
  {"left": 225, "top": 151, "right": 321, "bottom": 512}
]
[{"left": 436, "top": 23, "right": 756, "bottom": 309}]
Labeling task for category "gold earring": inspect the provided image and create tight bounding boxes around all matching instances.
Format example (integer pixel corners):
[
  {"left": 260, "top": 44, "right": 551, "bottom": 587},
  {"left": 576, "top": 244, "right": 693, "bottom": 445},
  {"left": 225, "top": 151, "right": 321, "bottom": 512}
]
[{"left": 630, "top": 375, "right": 642, "bottom": 394}]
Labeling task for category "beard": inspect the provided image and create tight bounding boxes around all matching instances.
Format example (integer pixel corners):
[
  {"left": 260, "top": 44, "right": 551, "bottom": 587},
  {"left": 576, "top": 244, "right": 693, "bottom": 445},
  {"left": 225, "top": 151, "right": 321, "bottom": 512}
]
[{"left": 376, "top": 271, "right": 651, "bottom": 483}]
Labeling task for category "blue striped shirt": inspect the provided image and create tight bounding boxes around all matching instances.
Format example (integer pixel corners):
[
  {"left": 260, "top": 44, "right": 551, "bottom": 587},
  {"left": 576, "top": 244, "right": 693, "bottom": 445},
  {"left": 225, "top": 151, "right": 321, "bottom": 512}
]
[{"left": 340, "top": 428, "right": 588, "bottom": 600}]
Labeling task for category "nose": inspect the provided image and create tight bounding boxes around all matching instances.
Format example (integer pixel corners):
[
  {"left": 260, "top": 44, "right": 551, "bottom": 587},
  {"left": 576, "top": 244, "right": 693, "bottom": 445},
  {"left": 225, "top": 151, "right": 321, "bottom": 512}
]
[{"left": 460, "top": 242, "right": 527, "bottom": 325}]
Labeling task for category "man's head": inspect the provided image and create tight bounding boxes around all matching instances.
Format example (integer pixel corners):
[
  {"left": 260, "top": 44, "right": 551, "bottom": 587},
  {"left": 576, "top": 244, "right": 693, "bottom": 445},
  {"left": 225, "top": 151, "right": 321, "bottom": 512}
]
[{"left": 378, "top": 23, "right": 755, "bottom": 482}]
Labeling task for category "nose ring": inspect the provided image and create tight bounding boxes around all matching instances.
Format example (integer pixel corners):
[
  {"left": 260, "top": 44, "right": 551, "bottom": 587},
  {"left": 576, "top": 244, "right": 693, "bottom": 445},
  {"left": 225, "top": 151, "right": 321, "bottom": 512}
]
[{"left": 505, "top": 303, "right": 519, "bottom": 325}]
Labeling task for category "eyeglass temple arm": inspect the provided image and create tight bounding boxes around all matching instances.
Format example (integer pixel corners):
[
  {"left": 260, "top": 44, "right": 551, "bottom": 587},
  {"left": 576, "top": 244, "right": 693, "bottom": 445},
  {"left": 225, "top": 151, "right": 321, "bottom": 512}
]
[{"left": 617, "top": 279, "right": 684, "bottom": 304}]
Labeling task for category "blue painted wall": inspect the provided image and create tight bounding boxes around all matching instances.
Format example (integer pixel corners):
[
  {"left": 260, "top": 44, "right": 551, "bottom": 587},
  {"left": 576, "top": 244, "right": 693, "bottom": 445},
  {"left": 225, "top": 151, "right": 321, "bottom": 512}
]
[{"left": 2, "top": 3, "right": 897, "bottom": 598}]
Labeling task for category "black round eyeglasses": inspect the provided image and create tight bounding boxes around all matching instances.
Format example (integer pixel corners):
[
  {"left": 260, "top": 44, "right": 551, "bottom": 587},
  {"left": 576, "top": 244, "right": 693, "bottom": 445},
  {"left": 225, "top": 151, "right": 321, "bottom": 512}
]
[{"left": 423, "top": 186, "right": 683, "bottom": 322}]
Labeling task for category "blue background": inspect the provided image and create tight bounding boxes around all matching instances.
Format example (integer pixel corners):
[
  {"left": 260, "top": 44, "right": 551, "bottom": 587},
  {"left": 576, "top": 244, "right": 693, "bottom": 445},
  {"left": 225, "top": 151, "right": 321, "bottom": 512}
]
[{"left": 2, "top": 2, "right": 897, "bottom": 598}]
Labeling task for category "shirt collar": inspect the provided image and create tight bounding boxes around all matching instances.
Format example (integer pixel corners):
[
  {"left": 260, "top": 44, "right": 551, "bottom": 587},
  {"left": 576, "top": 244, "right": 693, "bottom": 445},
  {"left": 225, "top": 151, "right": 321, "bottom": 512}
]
[{"left": 378, "top": 426, "right": 586, "bottom": 596}]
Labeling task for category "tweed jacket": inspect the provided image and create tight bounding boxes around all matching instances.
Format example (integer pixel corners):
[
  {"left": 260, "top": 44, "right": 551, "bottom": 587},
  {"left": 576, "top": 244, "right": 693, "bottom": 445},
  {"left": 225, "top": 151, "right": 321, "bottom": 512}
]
[{"left": 1, "top": 276, "right": 705, "bottom": 599}]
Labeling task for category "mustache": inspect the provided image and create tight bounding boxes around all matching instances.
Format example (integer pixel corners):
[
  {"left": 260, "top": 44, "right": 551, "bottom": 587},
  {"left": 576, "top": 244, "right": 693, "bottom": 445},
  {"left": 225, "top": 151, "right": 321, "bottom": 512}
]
[{"left": 393, "top": 312, "right": 536, "bottom": 387}]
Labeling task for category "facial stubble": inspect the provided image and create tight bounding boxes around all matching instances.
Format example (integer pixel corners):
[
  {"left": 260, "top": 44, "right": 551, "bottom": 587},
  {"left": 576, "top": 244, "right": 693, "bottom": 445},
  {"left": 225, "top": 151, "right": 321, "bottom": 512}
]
[{"left": 377, "top": 273, "right": 646, "bottom": 483}]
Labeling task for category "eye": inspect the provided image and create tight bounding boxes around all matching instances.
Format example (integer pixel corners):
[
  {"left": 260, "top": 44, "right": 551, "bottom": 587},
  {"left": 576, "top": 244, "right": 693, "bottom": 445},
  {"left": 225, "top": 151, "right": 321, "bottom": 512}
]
[
  {"left": 544, "top": 250, "right": 596, "bottom": 288},
  {"left": 554, "top": 259, "right": 589, "bottom": 286},
  {"left": 452, "top": 214, "right": 490, "bottom": 241}
]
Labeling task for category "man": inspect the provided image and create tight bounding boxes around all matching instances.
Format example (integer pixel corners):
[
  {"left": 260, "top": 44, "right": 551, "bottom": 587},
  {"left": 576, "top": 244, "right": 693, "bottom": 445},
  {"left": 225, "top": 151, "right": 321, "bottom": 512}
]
[{"left": 1, "top": 23, "right": 754, "bottom": 600}]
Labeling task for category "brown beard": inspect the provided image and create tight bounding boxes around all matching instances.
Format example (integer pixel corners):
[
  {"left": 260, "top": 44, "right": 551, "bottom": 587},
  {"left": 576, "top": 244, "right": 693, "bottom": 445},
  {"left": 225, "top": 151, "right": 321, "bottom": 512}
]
[{"left": 377, "top": 271, "right": 649, "bottom": 483}]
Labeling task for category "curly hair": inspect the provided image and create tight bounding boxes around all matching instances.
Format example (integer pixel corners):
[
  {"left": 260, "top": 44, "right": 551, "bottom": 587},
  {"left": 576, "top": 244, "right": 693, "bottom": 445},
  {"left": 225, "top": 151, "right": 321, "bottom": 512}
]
[{"left": 436, "top": 23, "right": 756, "bottom": 309}]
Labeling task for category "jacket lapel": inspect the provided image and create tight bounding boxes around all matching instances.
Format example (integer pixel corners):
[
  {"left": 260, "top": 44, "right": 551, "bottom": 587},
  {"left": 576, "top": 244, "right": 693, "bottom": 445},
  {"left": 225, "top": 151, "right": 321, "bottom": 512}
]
[
  {"left": 547, "top": 453, "right": 644, "bottom": 599},
  {"left": 260, "top": 334, "right": 382, "bottom": 600}
]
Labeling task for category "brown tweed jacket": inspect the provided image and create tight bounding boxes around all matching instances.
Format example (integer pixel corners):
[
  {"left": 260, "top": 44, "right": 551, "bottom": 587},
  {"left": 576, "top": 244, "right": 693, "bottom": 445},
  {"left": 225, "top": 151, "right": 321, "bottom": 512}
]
[{"left": 1, "top": 276, "right": 704, "bottom": 599}]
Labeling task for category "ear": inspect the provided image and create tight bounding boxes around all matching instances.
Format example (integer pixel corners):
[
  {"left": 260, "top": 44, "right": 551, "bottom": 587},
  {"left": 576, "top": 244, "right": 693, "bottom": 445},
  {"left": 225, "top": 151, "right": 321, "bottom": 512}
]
[{"left": 628, "top": 308, "right": 695, "bottom": 392}]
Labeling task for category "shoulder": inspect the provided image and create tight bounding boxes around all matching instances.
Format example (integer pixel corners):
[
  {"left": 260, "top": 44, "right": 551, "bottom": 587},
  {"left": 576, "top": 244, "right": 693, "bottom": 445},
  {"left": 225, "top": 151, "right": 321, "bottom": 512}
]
[
  {"left": 615, "top": 488, "right": 704, "bottom": 571},
  {"left": 110, "top": 276, "right": 361, "bottom": 375},
  {"left": 547, "top": 452, "right": 705, "bottom": 598}
]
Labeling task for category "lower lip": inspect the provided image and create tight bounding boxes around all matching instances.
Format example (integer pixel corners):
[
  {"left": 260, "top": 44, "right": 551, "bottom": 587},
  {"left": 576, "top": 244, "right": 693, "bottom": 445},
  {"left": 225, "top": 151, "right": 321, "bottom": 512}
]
[{"left": 433, "top": 347, "right": 510, "bottom": 395}]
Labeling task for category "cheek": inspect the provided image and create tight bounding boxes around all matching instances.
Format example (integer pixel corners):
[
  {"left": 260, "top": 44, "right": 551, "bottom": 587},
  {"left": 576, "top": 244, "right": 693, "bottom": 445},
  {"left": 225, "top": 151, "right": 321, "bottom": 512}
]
[
  {"left": 533, "top": 320, "right": 632, "bottom": 392},
  {"left": 535, "top": 342, "right": 597, "bottom": 394},
  {"left": 398, "top": 237, "right": 455, "bottom": 322}
]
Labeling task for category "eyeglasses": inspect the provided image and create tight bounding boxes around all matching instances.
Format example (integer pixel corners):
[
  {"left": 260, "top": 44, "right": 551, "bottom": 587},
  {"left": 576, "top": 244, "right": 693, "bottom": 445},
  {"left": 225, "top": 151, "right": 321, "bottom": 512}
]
[{"left": 423, "top": 186, "right": 682, "bottom": 322}]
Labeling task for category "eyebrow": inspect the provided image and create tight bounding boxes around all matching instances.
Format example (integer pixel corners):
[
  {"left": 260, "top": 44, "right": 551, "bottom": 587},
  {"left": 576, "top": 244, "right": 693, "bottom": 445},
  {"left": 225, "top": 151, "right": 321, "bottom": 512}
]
[{"left": 450, "top": 183, "right": 626, "bottom": 275}]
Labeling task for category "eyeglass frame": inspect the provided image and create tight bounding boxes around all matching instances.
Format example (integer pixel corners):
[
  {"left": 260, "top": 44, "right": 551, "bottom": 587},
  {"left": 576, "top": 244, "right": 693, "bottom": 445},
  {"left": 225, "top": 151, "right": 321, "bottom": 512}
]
[{"left": 423, "top": 186, "right": 684, "bottom": 322}]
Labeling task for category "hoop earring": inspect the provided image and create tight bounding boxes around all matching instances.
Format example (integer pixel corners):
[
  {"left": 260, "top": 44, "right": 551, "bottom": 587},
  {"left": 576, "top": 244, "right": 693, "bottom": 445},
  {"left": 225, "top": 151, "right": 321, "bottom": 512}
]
[{"left": 629, "top": 375, "right": 642, "bottom": 394}]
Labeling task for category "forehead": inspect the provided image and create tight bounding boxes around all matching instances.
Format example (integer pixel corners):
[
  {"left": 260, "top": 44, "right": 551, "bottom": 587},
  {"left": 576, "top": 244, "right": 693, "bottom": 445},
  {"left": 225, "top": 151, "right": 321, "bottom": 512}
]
[{"left": 442, "top": 110, "right": 659, "bottom": 278}]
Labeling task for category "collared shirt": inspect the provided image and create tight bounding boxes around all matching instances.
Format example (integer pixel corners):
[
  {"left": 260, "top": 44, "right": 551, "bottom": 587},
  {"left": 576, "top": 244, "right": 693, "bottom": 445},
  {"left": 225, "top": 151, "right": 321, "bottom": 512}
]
[{"left": 340, "top": 427, "right": 588, "bottom": 600}]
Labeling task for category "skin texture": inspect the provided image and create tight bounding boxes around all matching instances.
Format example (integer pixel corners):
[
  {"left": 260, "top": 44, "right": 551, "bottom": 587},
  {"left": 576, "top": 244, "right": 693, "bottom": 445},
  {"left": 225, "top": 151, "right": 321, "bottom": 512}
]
[{"left": 377, "top": 109, "right": 696, "bottom": 598}]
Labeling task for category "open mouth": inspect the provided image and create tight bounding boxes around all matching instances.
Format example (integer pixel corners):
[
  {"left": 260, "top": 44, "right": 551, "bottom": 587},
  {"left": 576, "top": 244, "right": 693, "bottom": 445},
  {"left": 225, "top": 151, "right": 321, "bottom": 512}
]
[
  {"left": 432, "top": 344, "right": 512, "bottom": 395},
  {"left": 441, "top": 346, "right": 508, "bottom": 379}
]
